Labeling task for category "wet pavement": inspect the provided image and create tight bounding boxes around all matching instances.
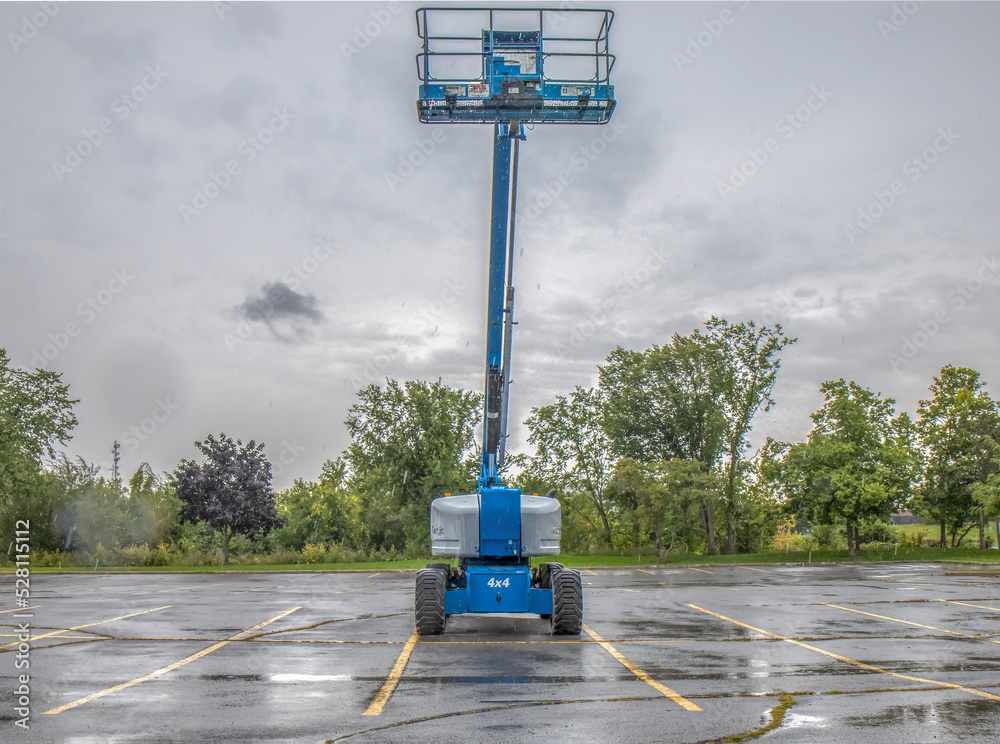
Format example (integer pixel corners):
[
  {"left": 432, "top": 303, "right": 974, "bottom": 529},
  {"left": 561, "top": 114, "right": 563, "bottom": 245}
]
[{"left": 2, "top": 563, "right": 999, "bottom": 743}]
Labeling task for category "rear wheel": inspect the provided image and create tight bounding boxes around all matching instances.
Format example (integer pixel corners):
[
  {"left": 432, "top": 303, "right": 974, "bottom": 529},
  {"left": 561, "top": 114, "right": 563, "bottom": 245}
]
[
  {"left": 537, "top": 561, "right": 563, "bottom": 589},
  {"left": 414, "top": 567, "right": 446, "bottom": 635},
  {"left": 550, "top": 567, "right": 582, "bottom": 635},
  {"left": 537, "top": 562, "right": 563, "bottom": 620}
]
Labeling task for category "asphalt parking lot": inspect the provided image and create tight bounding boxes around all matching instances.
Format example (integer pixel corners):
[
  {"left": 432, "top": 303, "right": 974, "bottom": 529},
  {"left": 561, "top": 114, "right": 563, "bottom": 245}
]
[{"left": 2, "top": 563, "right": 999, "bottom": 743}]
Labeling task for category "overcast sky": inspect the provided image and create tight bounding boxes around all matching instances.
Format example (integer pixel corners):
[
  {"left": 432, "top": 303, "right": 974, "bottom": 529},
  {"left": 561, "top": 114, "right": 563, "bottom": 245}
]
[{"left": 2, "top": 1, "right": 999, "bottom": 489}]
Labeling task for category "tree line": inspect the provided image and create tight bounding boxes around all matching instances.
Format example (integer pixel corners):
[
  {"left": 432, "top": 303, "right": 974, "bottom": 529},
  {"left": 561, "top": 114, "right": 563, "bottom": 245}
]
[{"left": 2, "top": 320, "right": 998, "bottom": 565}]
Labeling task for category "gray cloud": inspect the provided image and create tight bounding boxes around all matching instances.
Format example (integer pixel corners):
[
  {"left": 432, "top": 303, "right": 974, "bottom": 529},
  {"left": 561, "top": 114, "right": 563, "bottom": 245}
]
[
  {"left": 2, "top": 1, "right": 999, "bottom": 488},
  {"left": 234, "top": 281, "right": 323, "bottom": 343}
]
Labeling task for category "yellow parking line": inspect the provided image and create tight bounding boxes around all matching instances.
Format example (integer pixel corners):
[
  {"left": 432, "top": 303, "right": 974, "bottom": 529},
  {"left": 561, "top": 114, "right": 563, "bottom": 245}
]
[
  {"left": 938, "top": 599, "right": 1000, "bottom": 613},
  {"left": 43, "top": 606, "right": 301, "bottom": 715},
  {"left": 687, "top": 567, "right": 713, "bottom": 574},
  {"left": 820, "top": 603, "right": 1000, "bottom": 645},
  {"left": 636, "top": 568, "right": 655, "bottom": 575},
  {"left": 582, "top": 570, "right": 598, "bottom": 576},
  {"left": 582, "top": 624, "right": 701, "bottom": 711},
  {"left": 740, "top": 566, "right": 767, "bottom": 573},
  {"left": 367, "top": 573, "right": 381, "bottom": 579},
  {"left": 364, "top": 630, "right": 419, "bottom": 716},
  {"left": 1, "top": 606, "right": 171, "bottom": 649},
  {"left": 0, "top": 605, "right": 40, "bottom": 614},
  {"left": 688, "top": 604, "right": 1000, "bottom": 703}
]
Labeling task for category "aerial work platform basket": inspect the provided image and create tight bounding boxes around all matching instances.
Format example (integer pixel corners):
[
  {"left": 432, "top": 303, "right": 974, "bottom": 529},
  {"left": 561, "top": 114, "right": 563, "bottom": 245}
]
[{"left": 416, "top": 7, "right": 616, "bottom": 124}]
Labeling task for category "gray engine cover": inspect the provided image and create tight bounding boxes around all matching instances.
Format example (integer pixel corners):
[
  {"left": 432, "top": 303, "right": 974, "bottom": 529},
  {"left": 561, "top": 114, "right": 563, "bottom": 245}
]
[{"left": 430, "top": 493, "right": 561, "bottom": 557}]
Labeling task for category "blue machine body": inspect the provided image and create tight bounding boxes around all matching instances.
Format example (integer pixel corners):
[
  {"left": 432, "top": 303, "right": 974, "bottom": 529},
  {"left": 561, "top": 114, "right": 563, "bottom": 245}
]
[
  {"left": 415, "top": 7, "right": 615, "bottom": 620},
  {"left": 445, "top": 564, "right": 553, "bottom": 615}
]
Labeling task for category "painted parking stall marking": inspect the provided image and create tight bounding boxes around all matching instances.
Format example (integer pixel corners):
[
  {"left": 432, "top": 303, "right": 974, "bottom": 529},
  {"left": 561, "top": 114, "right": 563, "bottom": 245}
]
[
  {"left": 582, "top": 623, "right": 701, "bottom": 711},
  {"left": 364, "top": 629, "right": 419, "bottom": 716},
  {"left": 0, "top": 606, "right": 170, "bottom": 650},
  {"left": 43, "top": 606, "right": 301, "bottom": 715},
  {"left": 818, "top": 602, "right": 1000, "bottom": 645},
  {"left": 687, "top": 604, "right": 1000, "bottom": 703}
]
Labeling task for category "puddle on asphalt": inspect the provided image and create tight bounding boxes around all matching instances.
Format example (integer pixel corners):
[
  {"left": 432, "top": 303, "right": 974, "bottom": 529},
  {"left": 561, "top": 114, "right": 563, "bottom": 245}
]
[
  {"left": 612, "top": 617, "right": 752, "bottom": 640},
  {"left": 784, "top": 713, "right": 826, "bottom": 729},
  {"left": 845, "top": 698, "right": 1000, "bottom": 730},
  {"left": 270, "top": 674, "right": 351, "bottom": 682}
]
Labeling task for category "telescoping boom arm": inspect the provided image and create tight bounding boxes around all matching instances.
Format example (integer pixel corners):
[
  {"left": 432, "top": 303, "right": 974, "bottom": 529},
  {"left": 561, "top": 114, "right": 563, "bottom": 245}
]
[{"left": 481, "top": 122, "right": 522, "bottom": 489}]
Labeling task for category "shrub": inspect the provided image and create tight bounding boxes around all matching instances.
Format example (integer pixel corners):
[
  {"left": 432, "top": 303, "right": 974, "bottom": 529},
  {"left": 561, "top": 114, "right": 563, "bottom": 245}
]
[
  {"left": 898, "top": 527, "right": 928, "bottom": 549},
  {"left": 301, "top": 543, "right": 327, "bottom": 564},
  {"left": 810, "top": 524, "right": 843, "bottom": 549},
  {"left": 116, "top": 545, "right": 151, "bottom": 566},
  {"left": 771, "top": 520, "right": 810, "bottom": 551}
]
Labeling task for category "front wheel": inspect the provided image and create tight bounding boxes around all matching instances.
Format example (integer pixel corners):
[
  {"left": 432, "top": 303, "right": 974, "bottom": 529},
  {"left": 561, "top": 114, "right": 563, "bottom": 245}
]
[
  {"left": 414, "top": 567, "right": 446, "bottom": 635},
  {"left": 550, "top": 567, "right": 583, "bottom": 635}
]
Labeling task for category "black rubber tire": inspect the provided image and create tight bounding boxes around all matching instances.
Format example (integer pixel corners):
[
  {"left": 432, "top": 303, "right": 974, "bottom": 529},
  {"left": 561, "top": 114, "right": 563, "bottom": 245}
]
[
  {"left": 550, "top": 567, "right": 583, "bottom": 635},
  {"left": 537, "top": 562, "right": 563, "bottom": 589},
  {"left": 414, "top": 567, "right": 446, "bottom": 635},
  {"left": 426, "top": 563, "right": 452, "bottom": 584}
]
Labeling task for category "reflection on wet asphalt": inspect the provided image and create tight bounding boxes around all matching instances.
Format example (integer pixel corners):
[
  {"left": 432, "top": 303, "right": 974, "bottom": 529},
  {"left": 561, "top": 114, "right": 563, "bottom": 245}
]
[{"left": 1, "top": 562, "right": 998, "bottom": 743}]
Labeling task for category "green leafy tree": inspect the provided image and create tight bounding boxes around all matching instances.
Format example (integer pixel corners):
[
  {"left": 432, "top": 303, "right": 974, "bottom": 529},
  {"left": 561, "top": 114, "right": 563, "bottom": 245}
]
[
  {"left": 780, "top": 380, "right": 917, "bottom": 557},
  {"left": 705, "top": 317, "right": 795, "bottom": 554},
  {"left": 172, "top": 434, "right": 283, "bottom": 564},
  {"left": 972, "top": 442, "right": 1000, "bottom": 546},
  {"left": 733, "top": 454, "right": 787, "bottom": 554},
  {"left": 345, "top": 380, "right": 480, "bottom": 553},
  {"left": 914, "top": 366, "right": 999, "bottom": 547},
  {"left": 524, "top": 386, "right": 617, "bottom": 547},
  {"left": 600, "top": 333, "right": 732, "bottom": 553},
  {"left": 54, "top": 455, "right": 132, "bottom": 552},
  {"left": 601, "top": 335, "right": 727, "bottom": 465},
  {"left": 599, "top": 320, "right": 794, "bottom": 554},
  {"left": 0, "top": 349, "right": 78, "bottom": 548},
  {"left": 273, "top": 458, "right": 362, "bottom": 550},
  {"left": 126, "top": 463, "right": 181, "bottom": 547},
  {"left": 611, "top": 457, "right": 718, "bottom": 558}
]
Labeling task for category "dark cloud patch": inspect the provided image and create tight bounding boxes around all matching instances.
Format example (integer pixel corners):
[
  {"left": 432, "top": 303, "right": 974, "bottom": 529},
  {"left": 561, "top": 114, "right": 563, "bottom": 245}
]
[{"left": 234, "top": 281, "right": 323, "bottom": 343}]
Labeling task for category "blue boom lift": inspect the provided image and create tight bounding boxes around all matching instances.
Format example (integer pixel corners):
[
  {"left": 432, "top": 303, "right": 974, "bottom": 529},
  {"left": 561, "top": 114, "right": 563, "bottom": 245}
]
[{"left": 412, "top": 7, "right": 616, "bottom": 635}]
